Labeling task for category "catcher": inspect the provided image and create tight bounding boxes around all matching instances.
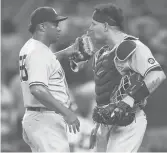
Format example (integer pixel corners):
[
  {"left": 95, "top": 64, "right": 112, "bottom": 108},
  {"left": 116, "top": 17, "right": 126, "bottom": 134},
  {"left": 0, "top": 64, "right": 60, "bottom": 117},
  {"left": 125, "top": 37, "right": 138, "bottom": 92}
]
[{"left": 69, "top": 3, "right": 166, "bottom": 152}]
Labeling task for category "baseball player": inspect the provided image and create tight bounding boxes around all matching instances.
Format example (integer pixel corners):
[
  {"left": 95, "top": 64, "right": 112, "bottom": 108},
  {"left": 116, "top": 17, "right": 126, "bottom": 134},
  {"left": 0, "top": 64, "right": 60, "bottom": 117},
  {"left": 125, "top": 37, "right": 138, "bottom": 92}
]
[
  {"left": 69, "top": 3, "right": 166, "bottom": 152},
  {"left": 19, "top": 7, "right": 80, "bottom": 152}
]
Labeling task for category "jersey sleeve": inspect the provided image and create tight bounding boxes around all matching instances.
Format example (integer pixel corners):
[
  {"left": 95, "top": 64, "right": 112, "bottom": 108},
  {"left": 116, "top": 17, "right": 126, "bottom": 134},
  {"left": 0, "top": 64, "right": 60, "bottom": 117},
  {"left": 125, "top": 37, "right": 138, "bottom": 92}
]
[
  {"left": 26, "top": 50, "right": 50, "bottom": 87},
  {"left": 129, "top": 45, "right": 161, "bottom": 77}
]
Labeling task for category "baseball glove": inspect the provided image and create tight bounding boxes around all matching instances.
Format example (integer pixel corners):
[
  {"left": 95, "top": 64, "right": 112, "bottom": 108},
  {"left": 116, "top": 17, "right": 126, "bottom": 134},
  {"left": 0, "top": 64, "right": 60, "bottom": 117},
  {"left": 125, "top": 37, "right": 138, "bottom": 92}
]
[
  {"left": 69, "top": 34, "right": 95, "bottom": 63},
  {"left": 92, "top": 104, "right": 116, "bottom": 125},
  {"left": 92, "top": 101, "right": 135, "bottom": 126},
  {"left": 92, "top": 74, "right": 142, "bottom": 126}
]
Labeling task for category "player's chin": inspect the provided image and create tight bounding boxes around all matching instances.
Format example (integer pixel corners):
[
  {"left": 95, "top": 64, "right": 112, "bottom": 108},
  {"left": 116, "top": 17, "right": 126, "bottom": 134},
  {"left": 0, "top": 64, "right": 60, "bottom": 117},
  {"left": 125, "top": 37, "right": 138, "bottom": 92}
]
[
  {"left": 94, "top": 36, "right": 106, "bottom": 44},
  {"left": 57, "top": 35, "right": 61, "bottom": 41},
  {"left": 52, "top": 37, "right": 59, "bottom": 43},
  {"left": 94, "top": 33, "right": 104, "bottom": 40}
]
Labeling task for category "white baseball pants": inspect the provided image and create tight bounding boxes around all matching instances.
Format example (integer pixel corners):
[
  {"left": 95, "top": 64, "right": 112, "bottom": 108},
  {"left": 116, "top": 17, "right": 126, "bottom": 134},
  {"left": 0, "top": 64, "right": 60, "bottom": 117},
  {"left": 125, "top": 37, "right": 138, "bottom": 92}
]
[
  {"left": 96, "top": 109, "right": 147, "bottom": 152},
  {"left": 22, "top": 110, "right": 70, "bottom": 152}
]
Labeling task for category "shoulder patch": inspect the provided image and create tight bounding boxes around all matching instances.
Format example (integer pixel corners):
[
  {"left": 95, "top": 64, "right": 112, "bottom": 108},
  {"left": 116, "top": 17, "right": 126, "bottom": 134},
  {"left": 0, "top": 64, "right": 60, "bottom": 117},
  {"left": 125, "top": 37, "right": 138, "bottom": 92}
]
[
  {"left": 148, "top": 58, "right": 155, "bottom": 64},
  {"left": 116, "top": 40, "right": 137, "bottom": 61}
]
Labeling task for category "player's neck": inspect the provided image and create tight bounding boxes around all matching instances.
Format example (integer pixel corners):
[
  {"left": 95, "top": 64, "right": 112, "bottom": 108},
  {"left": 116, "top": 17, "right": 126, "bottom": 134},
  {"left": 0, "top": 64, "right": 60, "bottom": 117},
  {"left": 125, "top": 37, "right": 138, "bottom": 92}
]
[
  {"left": 33, "top": 33, "right": 51, "bottom": 47},
  {"left": 107, "top": 30, "right": 127, "bottom": 47}
]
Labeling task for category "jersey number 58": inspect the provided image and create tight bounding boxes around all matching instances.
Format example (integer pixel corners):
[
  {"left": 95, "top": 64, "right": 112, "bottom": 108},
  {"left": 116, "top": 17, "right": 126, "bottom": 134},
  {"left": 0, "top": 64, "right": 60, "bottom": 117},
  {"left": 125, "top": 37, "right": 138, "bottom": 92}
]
[{"left": 19, "top": 55, "right": 28, "bottom": 81}]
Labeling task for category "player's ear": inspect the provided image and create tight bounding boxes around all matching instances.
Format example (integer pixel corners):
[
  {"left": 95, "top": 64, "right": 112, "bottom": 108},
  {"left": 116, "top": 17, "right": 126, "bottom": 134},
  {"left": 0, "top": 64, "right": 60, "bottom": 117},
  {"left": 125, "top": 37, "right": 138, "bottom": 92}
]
[
  {"left": 104, "top": 22, "right": 109, "bottom": 32},
  {"left": 38, "top": 23, "right": 45, "bottom": 32}
]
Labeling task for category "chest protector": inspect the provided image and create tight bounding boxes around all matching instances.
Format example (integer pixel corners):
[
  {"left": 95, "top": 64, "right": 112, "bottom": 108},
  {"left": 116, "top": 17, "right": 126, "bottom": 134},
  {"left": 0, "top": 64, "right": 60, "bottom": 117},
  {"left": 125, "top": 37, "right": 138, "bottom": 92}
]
[{"left": 93, "top": 46, "right": 122, "bottom": 105}]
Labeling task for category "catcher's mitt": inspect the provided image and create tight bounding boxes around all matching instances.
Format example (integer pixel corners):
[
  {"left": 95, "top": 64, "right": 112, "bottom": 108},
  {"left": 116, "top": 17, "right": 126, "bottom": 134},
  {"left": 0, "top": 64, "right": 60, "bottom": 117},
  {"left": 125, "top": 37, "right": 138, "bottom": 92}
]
[
  {"left": 92, "top": 73, "right": 144, "bottom": 126},
  {"left": 69, "top": 34, "right": 95, "bottom": 63},
  {"left": 92, "top": 101, "right": 135, "bottom": 126}
]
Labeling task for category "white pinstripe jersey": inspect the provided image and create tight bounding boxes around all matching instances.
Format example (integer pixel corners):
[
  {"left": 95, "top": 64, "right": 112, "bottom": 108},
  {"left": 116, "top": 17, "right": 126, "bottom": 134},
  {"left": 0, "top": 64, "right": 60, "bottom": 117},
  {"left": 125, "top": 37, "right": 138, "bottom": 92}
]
[{"left": 19, "top": 38, "right": 70, "bottom": 108}]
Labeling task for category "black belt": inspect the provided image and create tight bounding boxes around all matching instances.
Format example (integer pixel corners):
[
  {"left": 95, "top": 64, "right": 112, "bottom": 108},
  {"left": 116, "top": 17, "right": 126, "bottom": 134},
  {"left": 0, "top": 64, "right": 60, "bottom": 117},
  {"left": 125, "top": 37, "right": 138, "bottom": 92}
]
[{"left": 26, "top": 107, "right": 52, "bottom": 112}]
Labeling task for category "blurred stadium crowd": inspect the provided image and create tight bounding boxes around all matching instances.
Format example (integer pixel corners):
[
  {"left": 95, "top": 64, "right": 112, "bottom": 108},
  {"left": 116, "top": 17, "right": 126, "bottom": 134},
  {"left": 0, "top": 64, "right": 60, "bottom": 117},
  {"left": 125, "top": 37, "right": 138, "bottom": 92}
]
[{"left": 1, "top": 0, "right": 167, "bottom": 152}]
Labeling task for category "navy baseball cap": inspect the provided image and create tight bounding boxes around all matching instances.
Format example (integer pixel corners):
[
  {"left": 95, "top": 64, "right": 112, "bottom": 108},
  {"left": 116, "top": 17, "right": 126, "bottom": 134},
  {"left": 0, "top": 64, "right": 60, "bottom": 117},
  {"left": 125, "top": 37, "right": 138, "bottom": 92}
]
[
  {"left": 28, "top": 7, "right": 68, "bottom": 33},
  {"left": 30, "top": 7, "right": 68, "bottom": 26}
]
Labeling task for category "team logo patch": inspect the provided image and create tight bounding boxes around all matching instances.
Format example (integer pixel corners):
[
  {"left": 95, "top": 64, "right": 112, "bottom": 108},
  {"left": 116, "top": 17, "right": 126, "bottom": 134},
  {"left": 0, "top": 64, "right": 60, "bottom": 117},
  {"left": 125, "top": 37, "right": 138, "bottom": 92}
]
[{"left": 148, "top": 58, "right": 155, "bottom": 64}]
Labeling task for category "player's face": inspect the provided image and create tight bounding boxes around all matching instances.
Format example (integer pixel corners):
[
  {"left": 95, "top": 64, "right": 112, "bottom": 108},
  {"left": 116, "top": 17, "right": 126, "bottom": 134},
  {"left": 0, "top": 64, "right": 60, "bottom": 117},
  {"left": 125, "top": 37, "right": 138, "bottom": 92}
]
[
  {"left": 89, "top": 19, "right": 107, "bottom": 41},
  {"left": 45, "top": 21, "right": 61, "bottom": 43}
]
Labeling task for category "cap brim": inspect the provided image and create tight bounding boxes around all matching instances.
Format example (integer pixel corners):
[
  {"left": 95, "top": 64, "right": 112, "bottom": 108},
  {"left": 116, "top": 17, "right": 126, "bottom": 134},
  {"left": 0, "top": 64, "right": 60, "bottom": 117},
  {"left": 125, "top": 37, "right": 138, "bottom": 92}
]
[{"left": 55, "top": 16, "right": 68, "bottom": 22}]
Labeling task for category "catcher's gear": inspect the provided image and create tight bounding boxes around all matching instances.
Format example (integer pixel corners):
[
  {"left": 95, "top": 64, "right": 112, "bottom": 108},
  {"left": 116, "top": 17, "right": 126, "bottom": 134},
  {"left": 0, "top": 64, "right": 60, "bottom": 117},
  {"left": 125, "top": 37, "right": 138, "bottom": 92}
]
[
  {"left": 92, "top": 73, "right": 147, "bottom": 126},
  {"left": 69, "top": 34, "right": 95, "bottom": 71},
  {"left": 112, "top": 101, "right": 135, "bottom": 126},
  {"left": 92, "top": 103, "right": 116, "bottom": 125},
  {"left": 126, "top": 73, "right": 150, "bottom": 102},
  {"left": 110, "top": 73, "right": 148, "bottom": 106},
  {"left": 115, "top": 39, "right": 150, "bottom": 102},
  {"left": 92, "top": 100, "right": 135, "bottom": 126},
  {"left": 93, "top": 45, "right": 122, "bottom": 105},
  {"left": 116, "top": 40, "right": 137, "bottom": 61}
]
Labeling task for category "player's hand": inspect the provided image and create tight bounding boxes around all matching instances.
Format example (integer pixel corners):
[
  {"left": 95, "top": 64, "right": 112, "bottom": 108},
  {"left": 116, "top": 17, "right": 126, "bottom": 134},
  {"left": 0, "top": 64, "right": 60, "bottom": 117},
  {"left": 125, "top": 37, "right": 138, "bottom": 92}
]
[
  {"left": 69, "top": 34, "right": 95, "bottom": 62},
  {"left": 64, "top": 110, "right": 80, "bottom": 134}
]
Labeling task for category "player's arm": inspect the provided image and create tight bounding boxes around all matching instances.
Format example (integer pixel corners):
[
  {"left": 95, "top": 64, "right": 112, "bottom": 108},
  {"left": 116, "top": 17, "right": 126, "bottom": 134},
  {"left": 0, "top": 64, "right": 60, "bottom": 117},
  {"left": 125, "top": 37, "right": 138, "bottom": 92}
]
[
  {"left": 54, "top": 44, "right": 75, "bottom": 60},
  {"left": 54, "top": 43, "right": 90, "bottom": 72},
  {"left": 27, "top": 50, "right": 80, "bottom": 133},
  {"left": 30, "top": 85, "right": 80, "bottom": 133},
  {"left": 116, "top": 40, "right": 166, "bottom": 106},
  {"left": 54, "top": 34, "right": 94, "bottom": 61},
  {"left": 129, "top": 42, "right": 166, "bottom": 95},
  {"left": 30, "top": 85, "right": 68, "bottom": 112},
  {"left": 143, "top": 68, "right": 166, "bottom": 93}
]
